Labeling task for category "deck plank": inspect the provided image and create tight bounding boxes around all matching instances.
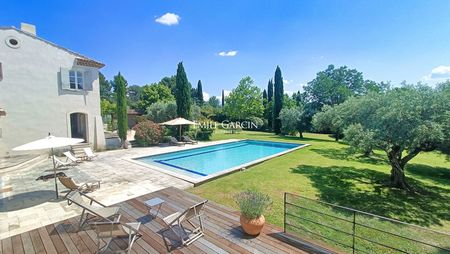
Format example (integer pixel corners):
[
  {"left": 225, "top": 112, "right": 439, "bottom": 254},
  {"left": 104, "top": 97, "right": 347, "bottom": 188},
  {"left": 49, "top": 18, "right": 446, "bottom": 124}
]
[
  {"left": 19, "top": 232, "right": 35, "bottom": 254},
  {"left": 28, "top": 230, "right": 46, "bottom": 254},
  {"left": 2, "top": 187, "right": 335, "bottom": 254},
  {"left": 11, "top": 234, "right": 25, "bottom": 254}
]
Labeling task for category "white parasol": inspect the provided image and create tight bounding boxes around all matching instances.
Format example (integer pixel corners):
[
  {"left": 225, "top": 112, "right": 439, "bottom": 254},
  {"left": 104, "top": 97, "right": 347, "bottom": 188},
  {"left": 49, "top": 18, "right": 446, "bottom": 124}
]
[
  {"left": 13, "top": 134, "right": 84, "bottom": 198},
  {"left": 160, "top": 117, "right": 197, "bottom": 140}
]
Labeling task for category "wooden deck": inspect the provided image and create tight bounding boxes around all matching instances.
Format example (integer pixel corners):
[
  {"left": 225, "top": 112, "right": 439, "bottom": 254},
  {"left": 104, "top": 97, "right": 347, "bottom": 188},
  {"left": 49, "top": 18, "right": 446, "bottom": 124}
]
[{"left": 0, "top": 187, "right": 333, "bottom": 254}]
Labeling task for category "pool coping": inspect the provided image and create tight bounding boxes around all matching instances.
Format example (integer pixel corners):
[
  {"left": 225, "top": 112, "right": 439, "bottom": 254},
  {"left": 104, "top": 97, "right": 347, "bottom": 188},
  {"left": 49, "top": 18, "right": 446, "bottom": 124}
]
[{"left": 124, "top": 139, "right": 310, "bottom": 186}]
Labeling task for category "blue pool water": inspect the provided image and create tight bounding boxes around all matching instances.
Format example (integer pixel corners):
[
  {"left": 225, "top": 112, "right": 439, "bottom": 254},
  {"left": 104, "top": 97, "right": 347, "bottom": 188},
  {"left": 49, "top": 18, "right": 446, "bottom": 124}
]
[{"left": 135, "top": 140, "right": 302, "bottom": 179}]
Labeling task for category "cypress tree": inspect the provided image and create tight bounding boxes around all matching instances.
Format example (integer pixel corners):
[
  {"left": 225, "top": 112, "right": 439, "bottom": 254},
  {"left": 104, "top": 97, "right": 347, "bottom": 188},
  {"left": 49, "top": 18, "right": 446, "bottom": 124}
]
[
  {"left": 175, "top": 62, "right": 192, "bottom": 118},
  {"left": 114, "top": 72, "right": 128, "bottom": 146},
  {"left": 221, "top": 90, "right": 225, "bottom": 107},
  {"left": 273, "top": 66, "right": 284, "bottom": 134},
  {"left": 197, "top": 80, "right": 204, "bottom": 105},
  {"left": 262, "top": 89, "right": 267, "bottom": 102},
  {"left": 267, "top": 79, "right": 274, "bottom": 102}
]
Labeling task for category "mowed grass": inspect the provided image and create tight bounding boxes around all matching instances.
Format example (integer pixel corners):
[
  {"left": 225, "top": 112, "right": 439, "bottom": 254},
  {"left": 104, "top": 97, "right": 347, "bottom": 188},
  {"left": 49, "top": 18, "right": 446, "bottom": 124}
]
[{"left": 188, "top": 130, "right": 450, "bottom": 253}]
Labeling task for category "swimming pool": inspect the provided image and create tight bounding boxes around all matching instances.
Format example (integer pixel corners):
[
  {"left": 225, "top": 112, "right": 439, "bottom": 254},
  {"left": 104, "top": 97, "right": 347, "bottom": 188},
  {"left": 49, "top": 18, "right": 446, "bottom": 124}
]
[{"left": 134, "top": 140, "right": 306, "bottom": 183}]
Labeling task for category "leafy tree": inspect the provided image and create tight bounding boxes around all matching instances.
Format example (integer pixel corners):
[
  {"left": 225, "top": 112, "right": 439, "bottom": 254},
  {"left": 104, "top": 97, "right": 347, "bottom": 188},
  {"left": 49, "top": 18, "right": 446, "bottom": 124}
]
[
  {"left": 175, "top": 62, "right": 192, "bottom": 118},
  {"left": 304, "top": 64, "right": 365, "bottom": 108},
  {"left": 336, "top": 86, "right": 449, "bottom": 190},
  {"left": 343, "top": 124, "right": 376, "bottom": 156},
  {"left": 312, "top": 105, "right": 343, "bottom": 141},
  {"left": 114, "top": 72, "right": 128, "bottom": 147},
  {"left": 99, "top": 72, "right": 113, "bottom": 102},
  {"left": 279, "top": 107, "right": 302, "bottom": 135},
  {"left": 137, "top": 83, "right": 174, "bottom": 113},
  {"left": 208, "top": 96, "right": 221, "bottom": 108},
  {"left": 160, "top": 75, "right": 177, "bottom": 95},
  {"left": 100, "top": 99, "right": 116, "bottom": 117},
  {"left": 273, "top": 66, "right": 284, "bottom": 134},
  {"left": 197, "top": 80, "right": 204, "bottom": 105},
  {"left": 283, "top": 94, "right": 297, "bottom": 109},
  {"left": 224, "top": 76, "right": 264, "bottom": 120},
  {"left": 146, "top": 102, "right": 177, "bottom": 123},
  {"left": 363, "top": 80, "right": 390, "bottom": 94},
  {"left": 126, "top": 85, "right": 143, "bottom": 109}
]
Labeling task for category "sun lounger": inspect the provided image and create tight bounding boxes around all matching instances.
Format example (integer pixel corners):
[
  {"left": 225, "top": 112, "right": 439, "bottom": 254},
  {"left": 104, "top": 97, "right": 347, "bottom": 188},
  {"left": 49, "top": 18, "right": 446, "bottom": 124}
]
[
  {"left": 169, "top": 137, "right": 185, "bottom": 146},
  {"left": 58, "top": 176, "right": 100, "bottom": 196},
  {"left": 90, "top": 221, "right": 141, "bottom": 254},
  {"left": 63, "top": 151, "right": 82, "bottom": 163},
  {"left": 162, "top": 200, "right": 207, "bottom": 246},
  {"left": 83, "top": 147, "right": 98, "bottom": 160},
  {"left": 65, "top": 191, "right": 121, "bottom": 229},
  {"left": 182, "top": 135, "right": 198, "bottom": 144},
  {"left": 53, "top": 156, "right": 76, "bottom": 168}
]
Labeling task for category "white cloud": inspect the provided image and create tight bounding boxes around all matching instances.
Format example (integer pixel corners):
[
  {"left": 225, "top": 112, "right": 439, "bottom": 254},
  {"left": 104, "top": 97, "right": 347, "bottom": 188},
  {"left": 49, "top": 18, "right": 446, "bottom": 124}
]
[
  {"left": 218, "top": 51, "right": 238, "bottom": 57},
  {"left": 155, "top": 13, "right": 180, "bottom": 26},
  {"left": 422, "top": 65, "right": 450, "bottom": 82},
  {"left": 202, "top": 92, "right": 210, "bottom": 101},
  {"left": 283, "top": 79, "right": 293, "bottom": 85}
]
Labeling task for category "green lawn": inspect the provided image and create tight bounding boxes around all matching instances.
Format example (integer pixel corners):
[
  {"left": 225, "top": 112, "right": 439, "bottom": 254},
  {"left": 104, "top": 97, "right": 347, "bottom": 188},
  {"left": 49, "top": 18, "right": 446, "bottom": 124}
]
[{"left": 189, "top": 130, "right": 450, "bottom": 253}]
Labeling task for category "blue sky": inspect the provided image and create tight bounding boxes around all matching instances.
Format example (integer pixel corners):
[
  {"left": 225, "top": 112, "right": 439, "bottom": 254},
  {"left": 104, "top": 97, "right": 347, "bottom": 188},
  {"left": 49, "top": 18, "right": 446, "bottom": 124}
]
[{"left": 2, "top": 0, "right": 450, "bottom": 98}]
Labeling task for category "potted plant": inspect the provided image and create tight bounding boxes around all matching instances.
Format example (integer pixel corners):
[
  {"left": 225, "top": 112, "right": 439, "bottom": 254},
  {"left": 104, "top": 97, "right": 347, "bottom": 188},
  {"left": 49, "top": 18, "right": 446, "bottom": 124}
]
[{"left": 234, "top": 190, "right": 272, "bottom": 236}]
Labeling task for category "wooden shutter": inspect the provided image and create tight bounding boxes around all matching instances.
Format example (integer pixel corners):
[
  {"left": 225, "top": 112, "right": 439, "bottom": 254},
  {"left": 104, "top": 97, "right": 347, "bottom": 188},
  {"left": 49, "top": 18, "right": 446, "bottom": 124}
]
[
  {"left": 60, "top": 67, "right": 70, "bottom": 90},
  {"left": 84, "top": 70, "right": 93, "bottom": 91}
]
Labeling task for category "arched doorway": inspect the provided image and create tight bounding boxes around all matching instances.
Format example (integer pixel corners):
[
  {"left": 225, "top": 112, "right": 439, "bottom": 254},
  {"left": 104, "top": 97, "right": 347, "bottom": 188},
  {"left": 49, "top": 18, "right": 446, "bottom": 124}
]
[{"left": 70, "top": 112, "right": 87, "bottom": 141}]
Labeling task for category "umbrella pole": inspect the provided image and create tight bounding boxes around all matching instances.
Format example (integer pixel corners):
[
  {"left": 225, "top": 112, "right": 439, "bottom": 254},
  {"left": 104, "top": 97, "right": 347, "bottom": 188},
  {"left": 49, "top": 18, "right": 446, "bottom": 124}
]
[
  {"left": 51, "top": 148, "right": 58, "bottom": 199},
  {"left": 179, "top": 125, "right": 182, "bottom": 140}
]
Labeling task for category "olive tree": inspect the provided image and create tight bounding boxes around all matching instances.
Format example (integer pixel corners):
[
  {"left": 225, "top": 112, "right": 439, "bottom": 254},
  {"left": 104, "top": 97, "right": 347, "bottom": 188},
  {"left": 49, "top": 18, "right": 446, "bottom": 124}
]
[
  {"left": 336, "top": 86, "right": 449, "bottom": 190},
  {"left": 312, "top": 105, "right": 343, "bottom": 141},
  {"left": 279, "top": 107, "right": 303, "bottom": 136}
]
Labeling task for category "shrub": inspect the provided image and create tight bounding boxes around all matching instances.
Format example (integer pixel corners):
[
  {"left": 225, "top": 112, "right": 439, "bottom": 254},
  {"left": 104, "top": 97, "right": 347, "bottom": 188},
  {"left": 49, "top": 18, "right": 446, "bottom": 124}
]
[
  {"left": 196, "top": 127, "right": 214, "bottom": 140},
  {"left": 133, "top": 120, "right": 164, "bottom": 146},
  {"left": 246, "top": 116, "right": 264, "bottom": 131},
  {"left": 234, "top": 190, "right": 272, "bottom": 219},
  {"left": 146, "top": 102, "right": 177, "bottom": 123}
]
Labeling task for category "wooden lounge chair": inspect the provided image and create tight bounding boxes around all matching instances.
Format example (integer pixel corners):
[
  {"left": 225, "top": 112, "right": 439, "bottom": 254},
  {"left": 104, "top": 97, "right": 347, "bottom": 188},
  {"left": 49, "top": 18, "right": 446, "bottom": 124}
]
[
  {"left": 90, "top": 221, "right": 142, "bottom": 254},
  {"left": 58, "top": 176, "right": 100, "bottom": 196},
  {"left": 63, "top": 151, "right": 82, "bottom": 163},
  {"left": 169, "top": 137, "right": 185, "bottom": 146},
  {"left": 83, "top": 147, "right": 98, "bottom": 160},
  {"left": 65, "top": 191, "right": 121, "bottom": 230},
  {"left": 53, "top": 156, "right": 76, "bottom": 168},
  {"left": 162, "top": 200, "right": 208, "bottom": 246},
  {"left": 182, "top": 135, "right": 198, "bottom": 144}
]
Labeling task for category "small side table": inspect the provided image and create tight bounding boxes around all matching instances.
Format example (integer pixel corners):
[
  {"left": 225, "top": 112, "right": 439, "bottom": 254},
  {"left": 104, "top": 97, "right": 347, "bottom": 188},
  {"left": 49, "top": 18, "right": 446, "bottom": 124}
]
[{"left": 144, "top": 198, "right": 165, "bottom": 218}]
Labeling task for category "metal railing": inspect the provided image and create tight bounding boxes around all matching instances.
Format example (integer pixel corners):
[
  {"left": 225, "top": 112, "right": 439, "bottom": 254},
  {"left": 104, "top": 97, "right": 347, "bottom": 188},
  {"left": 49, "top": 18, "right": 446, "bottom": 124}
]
[{"left": 283, "top": 192, "right": 450, "bottom": 254}]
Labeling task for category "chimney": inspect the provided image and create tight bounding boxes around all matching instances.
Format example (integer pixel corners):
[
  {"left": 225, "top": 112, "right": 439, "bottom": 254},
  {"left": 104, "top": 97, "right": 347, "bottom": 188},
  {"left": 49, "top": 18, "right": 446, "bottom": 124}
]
[{"left": 20, "top": 22, "right": 36, "bottom": 36}]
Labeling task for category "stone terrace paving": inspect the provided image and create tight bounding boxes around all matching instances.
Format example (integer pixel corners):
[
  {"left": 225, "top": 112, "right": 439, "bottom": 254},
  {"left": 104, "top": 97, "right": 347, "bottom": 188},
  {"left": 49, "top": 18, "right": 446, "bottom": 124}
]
[{"left": 0, "top": 140, "right": 239, "bottom": 239}]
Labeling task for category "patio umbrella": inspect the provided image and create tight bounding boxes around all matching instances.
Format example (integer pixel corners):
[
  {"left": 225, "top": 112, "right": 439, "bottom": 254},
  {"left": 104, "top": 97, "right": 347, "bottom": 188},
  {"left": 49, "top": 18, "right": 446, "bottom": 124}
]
[
  {"left": 13, "top": 135, "right": 84, "bottom": 198},
  {"left": 160, "top": 117, "right": 197, "bottom": 140}
]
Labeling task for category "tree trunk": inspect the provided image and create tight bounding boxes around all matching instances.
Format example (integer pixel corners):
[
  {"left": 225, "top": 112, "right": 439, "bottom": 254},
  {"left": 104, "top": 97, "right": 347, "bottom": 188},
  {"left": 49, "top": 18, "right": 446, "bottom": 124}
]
[
  {"left": 387, "top": 148, "right": 412, "bottom": 191},
  {"left": 299, "top": 132, "right": 303, "bottom": 138}
]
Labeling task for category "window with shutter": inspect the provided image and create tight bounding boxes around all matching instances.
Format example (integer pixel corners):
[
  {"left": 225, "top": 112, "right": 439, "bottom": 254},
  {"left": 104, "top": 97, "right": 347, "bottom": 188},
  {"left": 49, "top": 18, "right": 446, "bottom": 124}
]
[{"left": 62, "top": 68, "right": 85, "bottom": 91}]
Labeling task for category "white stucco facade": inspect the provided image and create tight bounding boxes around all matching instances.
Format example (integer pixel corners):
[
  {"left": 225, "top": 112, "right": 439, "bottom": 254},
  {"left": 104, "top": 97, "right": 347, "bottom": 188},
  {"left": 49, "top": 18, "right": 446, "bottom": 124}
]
[{"left": 0, "top": 26, "right": 106, "bottom": 157}]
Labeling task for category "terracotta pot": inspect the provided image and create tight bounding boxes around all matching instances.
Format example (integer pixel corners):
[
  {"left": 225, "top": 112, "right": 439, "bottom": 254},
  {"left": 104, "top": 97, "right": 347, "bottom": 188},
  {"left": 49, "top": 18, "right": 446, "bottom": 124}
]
[{"left": 240, "top": 214, "right": 265, "bottom": 235}]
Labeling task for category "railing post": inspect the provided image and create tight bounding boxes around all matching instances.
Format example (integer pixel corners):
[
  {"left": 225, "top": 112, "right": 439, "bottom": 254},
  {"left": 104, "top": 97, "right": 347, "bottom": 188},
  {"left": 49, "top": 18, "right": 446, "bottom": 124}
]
[
  {"left": 284, "top": 192, "right": 287, "bottom": 233},
  {"left": 352, "top": 211, "right": 356, "bottom": 254}
]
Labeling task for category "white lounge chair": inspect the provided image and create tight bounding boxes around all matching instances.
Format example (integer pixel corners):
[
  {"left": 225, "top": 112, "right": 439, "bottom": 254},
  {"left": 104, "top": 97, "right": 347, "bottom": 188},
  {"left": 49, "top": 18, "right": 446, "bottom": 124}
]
[
  {"left": 90, "top": 221, "right": 141, "bottom": 254},
  {"left": 66, "top": 191, "right": 121, "bottom": 229},
  {"left": 58, "top": 176, "right": 100, "bottom": 196},
  {"left": 83, "top": 147, "right": 98, "bottom": 160},
  {"left": 53, "top": 156, "right": 76, "bottom": 168},
  {"left": 162, "top": 200, "right": 207, "bottom": 246},
  {"left": 63, "top": 151, "right": 82, "bottom": 164}
]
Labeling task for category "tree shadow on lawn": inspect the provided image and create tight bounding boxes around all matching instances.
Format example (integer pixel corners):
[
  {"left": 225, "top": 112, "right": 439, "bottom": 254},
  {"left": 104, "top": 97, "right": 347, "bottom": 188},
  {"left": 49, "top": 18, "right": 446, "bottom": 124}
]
[
  {"left": 310, "top": 147, "right": 388, "bottom": 165},
  {"left": 291, "top": 165, "right": 450, "bottom": 228},
  {"left": 242, "top": 132, "right": 336, "bottom": 143},
  {"left": 407, "top": 163, "right": 450, "bottom": 186}
]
